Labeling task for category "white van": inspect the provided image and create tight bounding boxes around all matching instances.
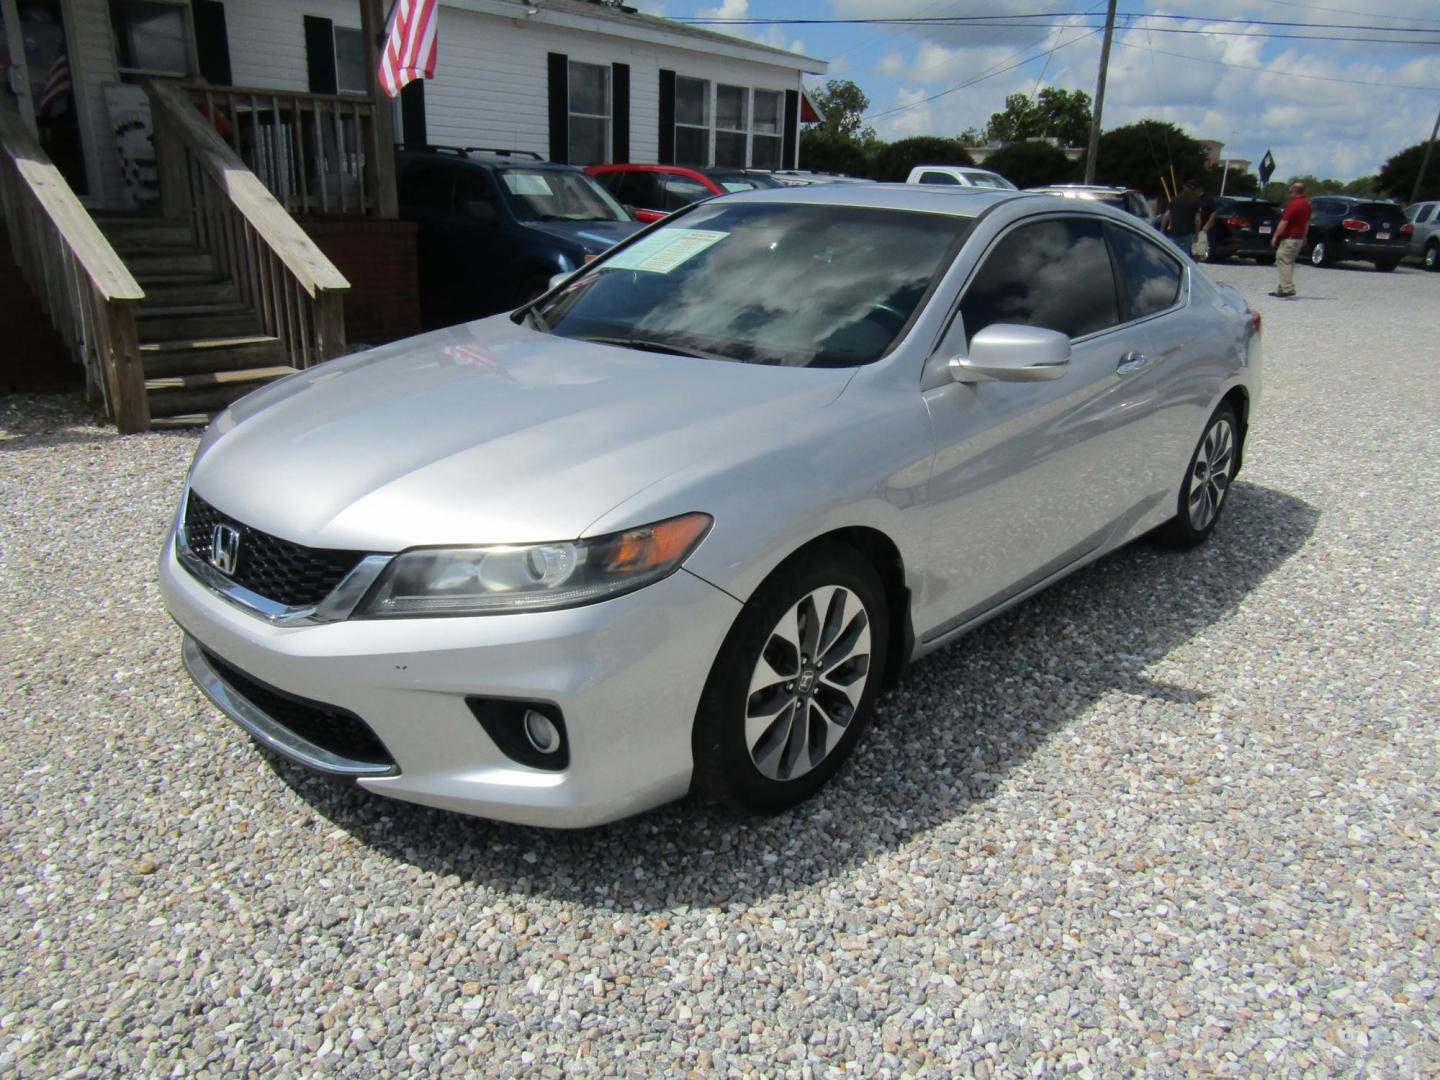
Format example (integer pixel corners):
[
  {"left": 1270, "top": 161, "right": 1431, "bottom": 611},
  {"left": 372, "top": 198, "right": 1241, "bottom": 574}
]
[{"left": 906, "top": 165, "right": 1016, "bottom": 189}]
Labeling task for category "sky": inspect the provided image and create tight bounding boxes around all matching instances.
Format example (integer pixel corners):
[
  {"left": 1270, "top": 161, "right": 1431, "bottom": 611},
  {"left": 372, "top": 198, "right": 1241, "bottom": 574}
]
[{"left": 631, "top": 0, "right": 1440, "bottom": 182}]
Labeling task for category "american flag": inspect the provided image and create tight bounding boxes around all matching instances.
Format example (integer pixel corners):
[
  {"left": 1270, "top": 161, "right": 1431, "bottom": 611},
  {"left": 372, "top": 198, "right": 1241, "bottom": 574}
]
[
  {"left": 378, "top": 0, "right": 439, "bottom": 98},
  {"left": 37, "top": 49, "right": 71, "bottom": 117}
]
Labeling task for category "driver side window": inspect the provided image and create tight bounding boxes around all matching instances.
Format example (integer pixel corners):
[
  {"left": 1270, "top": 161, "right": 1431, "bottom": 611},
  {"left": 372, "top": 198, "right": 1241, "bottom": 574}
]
[{"left": 958, "top": 218, "right": 1120, "bottom": 344}]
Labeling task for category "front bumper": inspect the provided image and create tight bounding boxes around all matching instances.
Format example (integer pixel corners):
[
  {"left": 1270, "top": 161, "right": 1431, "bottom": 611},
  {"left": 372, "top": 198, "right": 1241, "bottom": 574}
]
[{"left": 160, "top": 535, "right": 742, "bottom": 827}]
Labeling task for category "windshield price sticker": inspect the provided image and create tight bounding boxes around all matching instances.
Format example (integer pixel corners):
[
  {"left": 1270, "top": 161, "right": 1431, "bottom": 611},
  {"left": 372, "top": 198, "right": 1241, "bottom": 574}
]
[
  {"left": 503, "top": 173, "right": 554, "bottom": 196},
  {"left": 605, "top": 229, "right": 729, "bottom": 273}
]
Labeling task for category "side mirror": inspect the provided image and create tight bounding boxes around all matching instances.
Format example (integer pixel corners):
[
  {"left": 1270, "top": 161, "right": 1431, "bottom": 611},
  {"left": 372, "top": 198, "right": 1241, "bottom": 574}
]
[{"left": 949, "top": 324, "right": 1071, "bottom": 383}]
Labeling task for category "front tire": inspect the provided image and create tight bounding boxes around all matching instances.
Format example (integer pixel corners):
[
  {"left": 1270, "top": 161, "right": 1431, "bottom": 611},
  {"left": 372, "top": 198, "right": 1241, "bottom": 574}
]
[
  {"left": 1424, "top": 242, "right": 1439, "bottom": 271},
  {"left": 692, "top": 545, "right": 889, "bottom": 814},
  {"left": 1154, "top": 404, "right": 1240, "bottom": 549}
]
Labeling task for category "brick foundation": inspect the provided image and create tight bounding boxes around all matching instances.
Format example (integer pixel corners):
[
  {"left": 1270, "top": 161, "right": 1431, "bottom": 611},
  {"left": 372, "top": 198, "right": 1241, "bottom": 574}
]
[
  {"left": 0, "top": 224, "right": 81, "bottom": 393},
  {"left": 299, "top": 219, "right": 421, "bottom": 348}
]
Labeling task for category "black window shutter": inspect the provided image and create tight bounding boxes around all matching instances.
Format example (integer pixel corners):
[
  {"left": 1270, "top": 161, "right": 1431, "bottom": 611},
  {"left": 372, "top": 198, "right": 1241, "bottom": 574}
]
[
  {"left": 193, "top": 1, "right": 232, "bottom": 86},
  {"left": 611, "top": 63, "right": 630, "bottom": 164},
  {"left": 783, "top": 89, "right": 799, "bottom": 170},
  {"left": 658, "top": 69, "right": 676, "bottom": 165},
  {"left": 303, "top": 16, "right": 337, "bottom": 95},
  {"left": 548, "top": 53, "right": 569, "bottom": 163},
  {"left": 401, "top": 81, "right": 427, "bottom": 149}
]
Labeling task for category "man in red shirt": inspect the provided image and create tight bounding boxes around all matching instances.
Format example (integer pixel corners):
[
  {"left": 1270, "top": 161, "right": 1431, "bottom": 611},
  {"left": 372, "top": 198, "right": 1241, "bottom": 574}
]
[{"left": 1269, "top": 181, "right": 1312, "bottom": 298}]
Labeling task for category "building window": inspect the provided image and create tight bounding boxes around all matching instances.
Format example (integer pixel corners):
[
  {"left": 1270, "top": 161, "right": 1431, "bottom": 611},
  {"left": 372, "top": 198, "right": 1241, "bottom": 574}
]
[
  {"left": 568, "top": 60, "right": 610, "bottom": 165},
  {"left": 752, "top": 90, "right": 783, "bottom": 170},
  {"left": 110, "top": 0, "right": 194, "bottom": 78},
  {"left": 675, "top": 76, "right": 709, "bottom": 167},
  {"left": 715, "top": 84, "right": 748, "bottom": 167},
  {"left": 334, "top": 26, "right": 367, "bottom": 95}
]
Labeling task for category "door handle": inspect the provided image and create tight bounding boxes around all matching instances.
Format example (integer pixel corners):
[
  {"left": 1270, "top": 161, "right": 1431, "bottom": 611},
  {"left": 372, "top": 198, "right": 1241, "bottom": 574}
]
[{"left": 1116, "top": 351, "right": 1150, "bottom": 375}]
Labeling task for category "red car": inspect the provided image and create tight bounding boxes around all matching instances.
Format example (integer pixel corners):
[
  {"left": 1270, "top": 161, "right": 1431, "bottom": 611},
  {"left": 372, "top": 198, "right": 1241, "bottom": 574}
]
[{"left": 585, "top": 164, "right": 786, "bottom": 223}]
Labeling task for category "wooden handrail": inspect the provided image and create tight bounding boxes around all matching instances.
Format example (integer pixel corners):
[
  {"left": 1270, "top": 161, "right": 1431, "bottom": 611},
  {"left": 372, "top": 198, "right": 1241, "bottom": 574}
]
[
  {"left": 147, "top": 80, "right": 350, "bottom": 297},
  {"left": 0, "top": 111, "right": 143, "bottom": 301},
  {"left": 0, "top": 108, "right": 148, "bottom": 432}
]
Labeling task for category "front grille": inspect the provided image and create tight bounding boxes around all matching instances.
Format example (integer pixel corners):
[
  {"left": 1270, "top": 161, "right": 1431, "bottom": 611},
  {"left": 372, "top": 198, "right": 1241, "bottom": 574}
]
[
  {"left": 203, "top": 649, "right": 395, "bottom": 770},
  {"left": 184, "top": 492, "right": 366, "bottom": 608}
]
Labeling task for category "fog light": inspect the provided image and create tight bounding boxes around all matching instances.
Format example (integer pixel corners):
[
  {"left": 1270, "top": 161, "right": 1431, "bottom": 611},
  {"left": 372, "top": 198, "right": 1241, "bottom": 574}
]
[{"left": 523, "top": 708, "right": 562, "bottom": 754}]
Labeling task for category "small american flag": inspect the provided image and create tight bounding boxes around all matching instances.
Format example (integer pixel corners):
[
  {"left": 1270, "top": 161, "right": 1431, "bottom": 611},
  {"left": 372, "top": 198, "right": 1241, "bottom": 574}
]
[
  {"left": 379, "top": 0, "right": 439, "bottom": 99},
  {"left": 37, "top": 49, "right": 71, "bottom": 117}
]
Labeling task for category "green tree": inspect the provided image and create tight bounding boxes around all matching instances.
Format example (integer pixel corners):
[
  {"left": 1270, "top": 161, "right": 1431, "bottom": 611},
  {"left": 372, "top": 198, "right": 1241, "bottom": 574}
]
[
  {"left": 1093, "top": 121, "right": 1209, "bottom": 198},
  {"left": 807, "top": 78, "right": 876, "bottom": 143},
  {"left": 1342, "top": 175, "right": 1379, "bottom": 195},
  {"left": 981, "top": 141, "right": 1080, "bottom": 188},
  {"left": 799, "top": 129, "right": 874, "bottom": 176},
  {"left": 1208, "top": 164, "right": 1259, "bottom": 196},
  {"left": 984, "top": 88, "right": 1092, "bottom": 147},
  {"left": 1377, "top": 141, "right": 1439, "bottom": 201},
  {"left": 869, "top": 136, "right": 974, "bottom": 181}
]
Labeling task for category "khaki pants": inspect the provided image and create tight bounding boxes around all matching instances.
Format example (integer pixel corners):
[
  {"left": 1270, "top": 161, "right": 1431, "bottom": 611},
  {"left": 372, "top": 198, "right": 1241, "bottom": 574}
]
[{"left": 1276, "top": 238, "right": 1302, "bottom": 293}]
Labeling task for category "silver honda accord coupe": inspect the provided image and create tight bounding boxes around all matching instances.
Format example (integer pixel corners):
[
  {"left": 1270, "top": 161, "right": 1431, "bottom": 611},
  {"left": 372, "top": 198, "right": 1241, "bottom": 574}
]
[{"left": 160, "top": 184, "right": 1261, "bottom": 828}]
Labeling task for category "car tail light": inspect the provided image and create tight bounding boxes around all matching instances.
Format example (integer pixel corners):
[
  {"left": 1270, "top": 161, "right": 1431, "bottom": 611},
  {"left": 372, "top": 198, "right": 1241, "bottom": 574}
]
[
  {"left": 1341, "top": 218, "right": 1371, "bottom": 232},
  {"left": 1250, "top": 310, "right": 1262, "bottom": 336},
  {"left": 1400, "top": 223, "right": 1414, "bottom": 237},
  {"left": 1224, "top": 216, "right": 1251, "bottom": 228}
]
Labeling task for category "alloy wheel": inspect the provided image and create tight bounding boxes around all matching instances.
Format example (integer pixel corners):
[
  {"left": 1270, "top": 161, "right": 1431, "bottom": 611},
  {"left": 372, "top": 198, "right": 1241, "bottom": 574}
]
[
  {"left": 744, "top": 586, "right": 872, "bottom": 782},
  {"left": 1310, "top": 241, "right": 1328, "bottom": 266},
  {"left": 1426, "top": 244, "right": 1439, "bottom": 271},
  {"left": 1186, "top": 417, "right": 1235, "bottom": 531}
]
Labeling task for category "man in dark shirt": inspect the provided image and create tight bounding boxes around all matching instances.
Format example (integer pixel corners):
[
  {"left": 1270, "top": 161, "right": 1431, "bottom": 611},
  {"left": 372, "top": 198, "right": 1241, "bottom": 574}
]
[
  {"left": 1270, "top": 181, "right": 1312, "bottom": 298},
  {"left": 1163, "top": 180, "right": 1204, "bottom": 258}
]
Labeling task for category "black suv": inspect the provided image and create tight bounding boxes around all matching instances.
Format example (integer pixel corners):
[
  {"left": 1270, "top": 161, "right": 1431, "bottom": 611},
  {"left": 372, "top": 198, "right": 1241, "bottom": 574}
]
[
  {"left": 1304, "top": 195, "right": 1412, "bottom": 272},
  {"left": 1205, "top": 196, "right": 1281, "bottom": 262},
  {"left": 397, "top": 148, "right": 642, "bottom": 328}
]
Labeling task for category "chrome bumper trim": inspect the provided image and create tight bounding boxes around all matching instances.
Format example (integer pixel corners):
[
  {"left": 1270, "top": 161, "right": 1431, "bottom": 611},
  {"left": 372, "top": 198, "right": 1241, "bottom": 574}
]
[{"left": 181, "top": 635, "right": 397, "bottom": 779}]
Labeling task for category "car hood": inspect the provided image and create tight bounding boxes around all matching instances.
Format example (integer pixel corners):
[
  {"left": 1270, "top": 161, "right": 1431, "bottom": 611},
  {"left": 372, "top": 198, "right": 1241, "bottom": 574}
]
[
  {"left": 525, "top": 218, "right": 643, "bottom": 254},
  {"left": 190, "top": 319, "right": 853, "bottom": 551}
]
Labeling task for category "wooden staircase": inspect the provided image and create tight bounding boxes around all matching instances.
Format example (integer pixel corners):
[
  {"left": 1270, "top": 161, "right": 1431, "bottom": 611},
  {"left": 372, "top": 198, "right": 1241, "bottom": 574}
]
[{"left": 95, "top": 214, "right": 297, "bottom": 424}]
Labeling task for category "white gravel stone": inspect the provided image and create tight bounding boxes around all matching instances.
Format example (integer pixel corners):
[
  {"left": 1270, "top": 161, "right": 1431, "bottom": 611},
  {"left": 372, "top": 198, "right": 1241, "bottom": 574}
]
[{"left": 1, "top": 262, "right": 1438, "bottom": 1077}]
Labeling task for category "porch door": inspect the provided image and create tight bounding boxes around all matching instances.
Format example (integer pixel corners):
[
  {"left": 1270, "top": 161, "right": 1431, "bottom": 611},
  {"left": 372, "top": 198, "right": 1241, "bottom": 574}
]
[{"left": 0, "top": 0, "right": 86, "bottom": 193}]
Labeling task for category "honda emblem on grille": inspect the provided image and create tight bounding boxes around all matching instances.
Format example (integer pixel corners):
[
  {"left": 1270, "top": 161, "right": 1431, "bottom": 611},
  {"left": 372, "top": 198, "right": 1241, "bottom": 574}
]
[{"left": 211, "top": 524, "right": 240, "bottom": 576}]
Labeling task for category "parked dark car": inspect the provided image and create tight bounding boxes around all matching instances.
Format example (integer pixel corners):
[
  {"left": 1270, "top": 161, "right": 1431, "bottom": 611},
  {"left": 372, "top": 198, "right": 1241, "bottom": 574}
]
[
  {"left": 586, "top": 163, "right": 787, "bottom": 222},
  {"left": 398, "top": 148, "right": 642, "bottom": 328},
  {"left": 1303, "top": 196, "right": 1413, "bottom": 271},
  {"left": 1205, "top": 196, "right": 1281, "bottom": 262}
]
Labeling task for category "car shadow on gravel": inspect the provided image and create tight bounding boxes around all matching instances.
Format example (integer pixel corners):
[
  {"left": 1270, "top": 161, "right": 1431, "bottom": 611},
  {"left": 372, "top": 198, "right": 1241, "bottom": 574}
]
[{"left": 262, "top": 480, "right": 1319, "bottom": 910}]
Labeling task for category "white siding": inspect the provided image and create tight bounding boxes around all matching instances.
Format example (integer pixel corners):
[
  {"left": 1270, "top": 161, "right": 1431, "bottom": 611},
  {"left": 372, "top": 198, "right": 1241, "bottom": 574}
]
[
  {"left": 422, "top": 9, "right": 804, "bottom": 164},
  {"left": 224, "top": 0, "right": 364, "bottom": 94}
]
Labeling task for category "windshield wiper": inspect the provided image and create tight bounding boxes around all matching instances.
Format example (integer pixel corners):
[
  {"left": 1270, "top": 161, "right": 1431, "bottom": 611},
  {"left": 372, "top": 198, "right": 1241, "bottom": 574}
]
[{"left": 578, "top": 335, "right": 713, "bottom": 359}]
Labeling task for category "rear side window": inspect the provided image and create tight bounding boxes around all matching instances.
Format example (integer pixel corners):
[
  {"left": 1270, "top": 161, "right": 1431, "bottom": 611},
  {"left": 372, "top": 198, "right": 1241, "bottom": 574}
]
[
  {"left": 960, "top": 218, "right": 1119, "bottom": 343},
  {"left": 1415, "top": 204, "right": 1435, "bottom": 224},
  {"left": 919, "top": 171, "right": 961, "bottom": 185},
  {"left": 1107, "top": 224, "right": 1182, "bottom": 319},
  {"left": 398, "top": 161, "right": 454, "bottom": 211},
  {"left": 663, "top": 174, "right": 710, "bottom": 210}
]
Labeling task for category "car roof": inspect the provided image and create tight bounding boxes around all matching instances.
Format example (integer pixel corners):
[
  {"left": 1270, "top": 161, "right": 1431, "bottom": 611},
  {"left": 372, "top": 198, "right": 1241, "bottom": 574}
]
[
  {"left": 397, "top": 147, "right": 581, "bottom": 171},
  {"left": 1029, "top": 184, "right": 1136, "bottom": 194},
  {"left": 701, "top": 183, "right": 1132, "bottom": 221}
]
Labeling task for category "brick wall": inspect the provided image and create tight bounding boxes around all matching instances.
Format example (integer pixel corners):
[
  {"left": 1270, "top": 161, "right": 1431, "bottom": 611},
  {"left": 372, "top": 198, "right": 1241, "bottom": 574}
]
[
  {"left": 299, "top": 219, "right": 421, "bottom": 348},
  {"left": 0, "top": 225, "right": 80, "bottom": 393}
]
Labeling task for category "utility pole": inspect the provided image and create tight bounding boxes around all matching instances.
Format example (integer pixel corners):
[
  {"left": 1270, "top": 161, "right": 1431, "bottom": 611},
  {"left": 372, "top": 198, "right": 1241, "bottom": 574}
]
[
  {"left": 1083, "top": 0, "right": 1118, "bottom": 185},
  {"left": 1408, "top": 104, "right": 1440, "bottom": 206}
]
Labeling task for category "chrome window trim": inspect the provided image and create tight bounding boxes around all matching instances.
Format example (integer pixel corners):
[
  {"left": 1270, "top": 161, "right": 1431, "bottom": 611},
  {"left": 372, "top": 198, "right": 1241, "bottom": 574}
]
[
  {"left": 175, "top": 488, "right": 392, "bottom": 625},
  {"left": 181, "top": 636, "right": 397, "bottom": 778}
]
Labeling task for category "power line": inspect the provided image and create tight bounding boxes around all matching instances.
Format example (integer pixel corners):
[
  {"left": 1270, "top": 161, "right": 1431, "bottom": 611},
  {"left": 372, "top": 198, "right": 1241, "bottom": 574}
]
[
  {"left": 1112, "top": 37, "right": 1440, "bottom": 92},
  {"left": 673, "top": 12, "right": 1440, "bottom": 35},
  {"left": 1251, "top": 0, "right": 1440, "bottom": 28},
  {"left": 862, "top": 29, "right": 1103, "bottom": 122}
]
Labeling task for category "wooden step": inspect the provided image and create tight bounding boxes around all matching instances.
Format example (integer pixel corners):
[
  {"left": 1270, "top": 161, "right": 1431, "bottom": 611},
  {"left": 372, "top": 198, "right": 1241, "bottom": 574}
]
[
  {"left": 92, "top": 213, "right": 191, "bottom": 247},
  {"left": 127, "top": 251, "right": 216, "bottom": 276},
  {"left": 106, "top": 229, "right": 199, "bottom": 252},
  {"left": 140, "top": 279, "right": 239, "bottom": 306},
  {"left": 145, "top": 365, "right": 298, "bottom": 418},
  {"left": 137, "top": 305, "right": 261, "bottom": 342},
  {"left": 140, "top": 334, "right": 286, "bottom": 378}
]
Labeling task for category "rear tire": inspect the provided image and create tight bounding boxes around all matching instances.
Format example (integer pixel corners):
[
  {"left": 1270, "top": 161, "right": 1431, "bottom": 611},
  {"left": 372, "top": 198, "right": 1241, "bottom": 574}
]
[
  {"left": 1373, "top": 260, "right": 1399, "bottom": 272},
  {"left": 692, "top": 545, "right": 889, "bottom": 814},
  {"left": 1153, "top": 404, "right": 1240, "bottom": 550},
  {"left": 1424, "top": 242, "right": 1439, "bottom": 271},
  {"left": 1309, "top": 240, "right": 1330, "bottom": 267}
]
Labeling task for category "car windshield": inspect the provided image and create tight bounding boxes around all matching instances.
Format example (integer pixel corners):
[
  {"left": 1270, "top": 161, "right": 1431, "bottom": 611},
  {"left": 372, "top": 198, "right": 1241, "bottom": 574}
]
[
  {"left": 499, "top": 168, "right": 629, "bottom": 222},
  {"left": 530, "top": 202, "right": 970, "bottom": 368},
  {"left": 964, "top": 172, "right": 1016, "bottom": 190}
]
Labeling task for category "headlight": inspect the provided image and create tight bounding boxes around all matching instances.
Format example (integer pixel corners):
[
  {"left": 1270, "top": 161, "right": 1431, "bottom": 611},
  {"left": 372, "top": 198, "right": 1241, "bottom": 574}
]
[{"left": 356, "top": 513, "right": 712, "bottom": 617}]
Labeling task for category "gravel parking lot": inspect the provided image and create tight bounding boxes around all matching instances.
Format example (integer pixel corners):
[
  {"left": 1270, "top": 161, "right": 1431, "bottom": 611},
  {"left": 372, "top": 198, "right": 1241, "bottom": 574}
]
[{"left": 2, "top": 259, "right": 1437, "bottom": 1077}]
